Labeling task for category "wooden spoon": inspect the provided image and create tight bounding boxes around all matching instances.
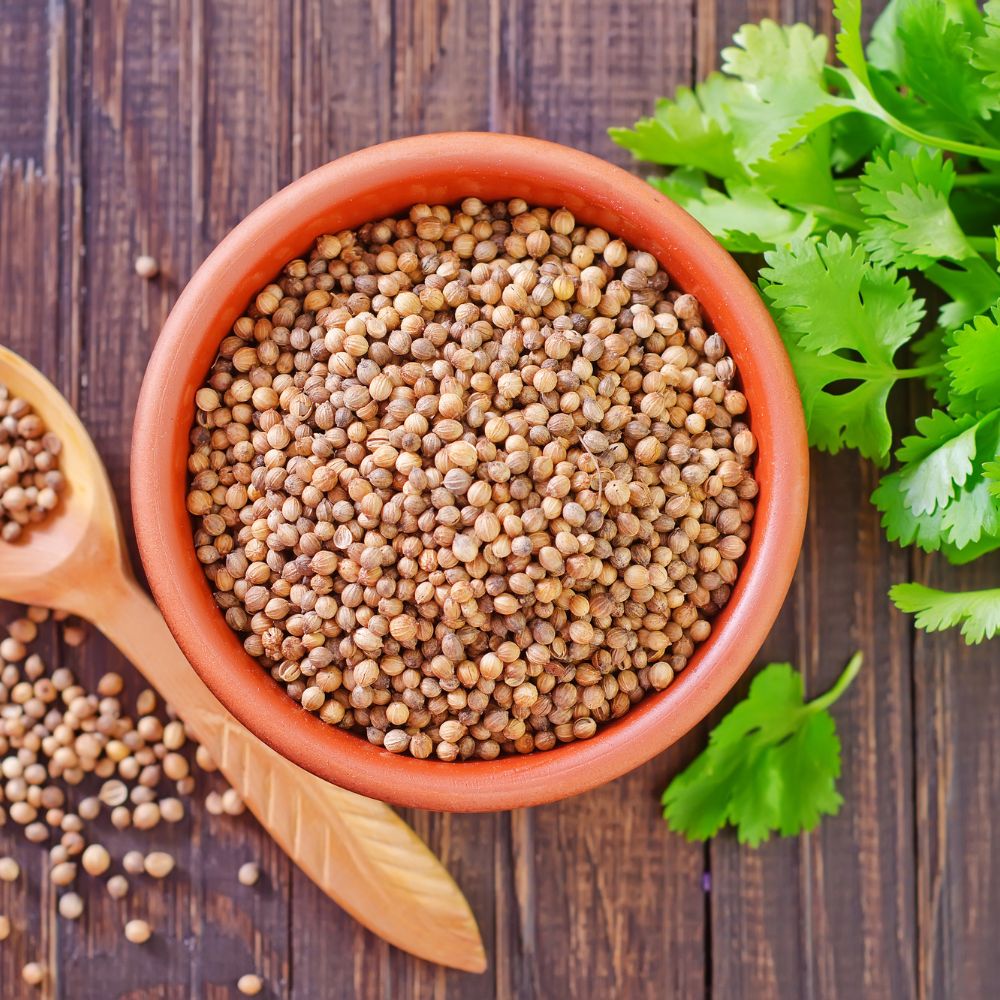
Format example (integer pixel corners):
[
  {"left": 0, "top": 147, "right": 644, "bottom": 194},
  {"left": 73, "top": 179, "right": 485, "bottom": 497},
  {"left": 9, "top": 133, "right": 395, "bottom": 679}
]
[{"left": 0, "top": 344, "right": 486, "bottom": 973}]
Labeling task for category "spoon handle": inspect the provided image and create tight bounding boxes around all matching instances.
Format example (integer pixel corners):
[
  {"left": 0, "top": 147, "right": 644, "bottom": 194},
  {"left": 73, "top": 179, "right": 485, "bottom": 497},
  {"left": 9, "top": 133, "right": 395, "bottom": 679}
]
[{"left": 91, "top": 575, "right": 486, "bottom": 973}]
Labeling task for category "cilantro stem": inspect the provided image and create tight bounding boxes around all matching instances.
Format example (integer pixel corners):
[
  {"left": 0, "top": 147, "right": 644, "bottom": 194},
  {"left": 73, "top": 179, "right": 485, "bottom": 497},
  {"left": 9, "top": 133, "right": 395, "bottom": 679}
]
[
  {"left": 879, "top": 117, "right": 1000, "bottom": 164},
  {"left": 802, "top": 204, "right": 863, "bottom": 231},
  {"left": 954, "top": 173, "right": 1000, "bottom": 188},
  {"left": 968, "top": 236, "right": 997, "bottom": 254},
  {"left": 804, "top": 652, "right": 863, "bottom": 715},
  {"left": 896, "top": 362, "right": 947, "bottom": 379}
]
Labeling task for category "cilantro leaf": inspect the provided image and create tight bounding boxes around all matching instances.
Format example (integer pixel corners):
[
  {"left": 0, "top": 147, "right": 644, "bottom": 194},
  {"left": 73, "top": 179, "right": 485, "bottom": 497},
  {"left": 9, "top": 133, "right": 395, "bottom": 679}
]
[
  {"left": 857, "top": 149, "right": 977, "bottom": 268},
  {"left": 890, "top": 582, "right": 1000, "bottom": 643},
  {"left": 609, "top": 75, "right": 745, "bottom": 180},
  {"left": 721, "top": 21, "right": 853, "bottom": 161},
  {"left": 833, "top": 0, "right": 870, "bottom": 85},
  {"left": 760, "top": 233, "right": 925, "bottom": 462},
  {"left": 872, "top": 469, "right": 949, "bottom": 553},
  {"left": 974, "top": 1, "right": 1000, "bottom": 95},
  {"left": 662, "top": 655, "right": 862, "bottom": 846},
  {"left": 945, "top": 305, "right": 1000, "bottom": 410},
  {"left": 988, "top": 458, "right": 1000, "bottom": 497},
  {"left": 925, "top": 256, "right": 1000, "bottom": 329},
  {"left": 866, "top": 0, "right": 905, "bottom": 74},
  {"left": 874, "top": 410, "right": 1000, "bottom": 556},
  {"left": 892, "top": 0, "right": 997, "bottom": 132},
  {"left": 895, "top": 410, "right": 983, "bottom": 516},
  {"left": 943, "top": 474, "right": 1000, "bottom": 549},
  {"left": 649, "top": 175, "right": 816, "bottom": 252}
]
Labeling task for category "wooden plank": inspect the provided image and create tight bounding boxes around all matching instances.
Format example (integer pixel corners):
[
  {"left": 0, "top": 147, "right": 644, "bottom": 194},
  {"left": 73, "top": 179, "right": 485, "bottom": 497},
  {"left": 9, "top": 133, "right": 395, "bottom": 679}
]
[
  {"left": 0, "top": 3, "right": 51, "bottom": 163},
  {"left": 913, "top": 550, "right": 1000, "bottom": 1000}
]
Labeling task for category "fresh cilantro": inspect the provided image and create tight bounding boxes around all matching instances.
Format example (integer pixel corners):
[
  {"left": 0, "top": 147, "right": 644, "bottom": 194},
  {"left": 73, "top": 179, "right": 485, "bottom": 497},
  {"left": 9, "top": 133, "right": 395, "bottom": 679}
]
[
  {"left": 988, "top": 459, "right": 1000, "bottom": 497},
  {"left": 890, "top": 582, "right": 1000, "bottom": 643},
  {"left": 760, "top": 233, "right": 925, "bottom": 463},
  {"left": 649, "top": 175, "right": 816, "bottom": 252},
  {"left": 857, "top": 149, "right": 977, "bottom": 268},
  {"left": 662, "top": 655, "right": 862, "bottom": 846},
  {"left": 945, "top": 305, "right": 1000, "bottom": 410},
  {"left": 612, "top": 0, "right": 1000, "bottom": 645},
  {"left": 894, "top": 410, "right": 983, "bottom": 515},
  {"left": 873, "top": 410, "right": 1000, "bottom": 555},
  {"left": 607, "top": 76, "right": 744, "bottom": 180},
  {"left": 974, "top": 1, "right": 1000, "bottom": 95},
  {"left": 891, "top": 0, "right": 996, "bottom": 131}
]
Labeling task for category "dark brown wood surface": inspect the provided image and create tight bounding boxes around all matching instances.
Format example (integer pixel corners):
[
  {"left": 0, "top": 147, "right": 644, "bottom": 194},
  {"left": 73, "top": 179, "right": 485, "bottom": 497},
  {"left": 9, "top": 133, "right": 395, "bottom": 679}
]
[{"left": 0, "top": 1, "right": 996, "bottom": 997}]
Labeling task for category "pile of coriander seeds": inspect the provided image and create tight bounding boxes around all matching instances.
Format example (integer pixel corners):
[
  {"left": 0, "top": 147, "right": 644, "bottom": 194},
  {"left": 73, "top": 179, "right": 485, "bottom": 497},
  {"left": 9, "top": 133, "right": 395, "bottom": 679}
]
[
  {"left": 188, "top": 198, "right": 758, "bottom": 761},
  {"left": 0, "top": 383, "right": 64, "bottom": 542}
]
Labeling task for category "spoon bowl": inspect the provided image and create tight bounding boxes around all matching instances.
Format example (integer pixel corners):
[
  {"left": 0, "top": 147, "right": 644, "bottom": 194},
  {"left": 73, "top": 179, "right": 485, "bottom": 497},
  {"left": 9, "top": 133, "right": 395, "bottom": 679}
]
[{"left": 0, "top": 344, "right": 128, "bottom": 613}]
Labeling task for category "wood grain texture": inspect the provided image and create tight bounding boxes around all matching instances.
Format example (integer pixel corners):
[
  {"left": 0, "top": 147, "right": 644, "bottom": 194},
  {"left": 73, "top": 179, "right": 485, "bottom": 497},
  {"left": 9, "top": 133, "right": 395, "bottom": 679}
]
[
  {"left": 913, "top": 548, "right": 1000, "bottom": 1000},
  {"left": 3, "top": 0, "right": 1000, "bottom": 996}
]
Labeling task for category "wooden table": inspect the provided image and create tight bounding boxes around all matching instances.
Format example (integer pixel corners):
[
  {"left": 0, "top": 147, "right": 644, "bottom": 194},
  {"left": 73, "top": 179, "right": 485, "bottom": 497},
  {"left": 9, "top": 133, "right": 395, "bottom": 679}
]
[{"left": 1, "top": 1, "right": 996, "bottom": 997}]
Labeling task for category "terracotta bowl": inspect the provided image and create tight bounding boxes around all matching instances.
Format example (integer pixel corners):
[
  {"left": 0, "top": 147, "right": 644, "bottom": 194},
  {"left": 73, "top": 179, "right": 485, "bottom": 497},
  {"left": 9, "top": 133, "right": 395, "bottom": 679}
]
[{"left": 132, "top": 132, "right": 808, "bottom": 812}]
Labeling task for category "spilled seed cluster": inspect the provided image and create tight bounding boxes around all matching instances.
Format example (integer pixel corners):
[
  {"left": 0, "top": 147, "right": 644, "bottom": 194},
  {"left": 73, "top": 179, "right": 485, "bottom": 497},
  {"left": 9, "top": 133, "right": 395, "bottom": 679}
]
[
  {"left": 188, "top": 198, "right": 758, "bottom": 760},
  {"left": 0, "top": 608, "right": 269, "bottom": 981},
  {"left": 0, "top": 383, "right": 65, "bottom": 542}
]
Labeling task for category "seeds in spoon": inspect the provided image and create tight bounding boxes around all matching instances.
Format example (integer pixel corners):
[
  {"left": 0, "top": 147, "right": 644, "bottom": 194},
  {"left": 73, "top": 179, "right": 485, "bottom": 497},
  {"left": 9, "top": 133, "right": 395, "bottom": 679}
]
[{"left": 0, "top": 384, "right": 64, "bottom": 542}]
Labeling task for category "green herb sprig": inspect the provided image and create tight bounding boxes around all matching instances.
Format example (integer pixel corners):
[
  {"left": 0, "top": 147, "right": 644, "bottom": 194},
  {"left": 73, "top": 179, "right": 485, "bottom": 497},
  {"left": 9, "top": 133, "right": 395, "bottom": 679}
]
[
  {"left": 662, "top": 654, "right": 862, "bottom": 845},
  {"left": 612, "top": 0, "right": 1000, "bottom": 643}
]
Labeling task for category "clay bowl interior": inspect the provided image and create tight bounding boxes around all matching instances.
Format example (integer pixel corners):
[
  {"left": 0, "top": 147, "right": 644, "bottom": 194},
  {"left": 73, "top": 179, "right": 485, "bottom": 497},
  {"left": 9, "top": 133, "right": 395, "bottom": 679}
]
[{"left": 132, "top": 132, "right": 808, "bottom": 812}]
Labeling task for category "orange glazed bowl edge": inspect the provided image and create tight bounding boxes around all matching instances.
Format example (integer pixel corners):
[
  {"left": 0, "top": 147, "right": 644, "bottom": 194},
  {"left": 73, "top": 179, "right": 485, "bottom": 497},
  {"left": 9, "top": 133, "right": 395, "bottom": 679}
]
[{"left": 131, "top": 132, "right": 809, "bottom": 813}]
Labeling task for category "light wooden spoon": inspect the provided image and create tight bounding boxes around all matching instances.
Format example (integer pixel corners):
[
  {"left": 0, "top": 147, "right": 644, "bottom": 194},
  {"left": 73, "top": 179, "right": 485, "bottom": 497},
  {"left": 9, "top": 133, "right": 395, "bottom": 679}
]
[{"left": 0, "top": 344, "right": 486, "bottom": 973}]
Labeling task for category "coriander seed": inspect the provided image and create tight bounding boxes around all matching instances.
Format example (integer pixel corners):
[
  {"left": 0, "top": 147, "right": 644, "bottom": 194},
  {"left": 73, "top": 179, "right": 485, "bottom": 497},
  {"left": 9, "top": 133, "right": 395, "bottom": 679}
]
[
  {"left": 124, "top": 918, "right": 152, "bottom": 944},
  {"left": 187, "top": 198, "right": 758, "bottom": 760}
]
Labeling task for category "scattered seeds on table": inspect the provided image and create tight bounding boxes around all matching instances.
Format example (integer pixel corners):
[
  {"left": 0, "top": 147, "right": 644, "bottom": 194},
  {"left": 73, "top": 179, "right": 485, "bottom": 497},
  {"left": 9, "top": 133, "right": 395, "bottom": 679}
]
[
  {"left": 221, "top": 788, "right": 245, "bottom": 816},
  {"left": 132, "top": 801, "right": 161, "bottom": 830},
  {"left": 122, "top": 851, "right": 145, "bottom": 875},
  {"left": 159, "top": 797, "right": 185, "bottom": 823},
  {"left": 58, "top": 892, "right": 83, "bottom": 920},
  {"left": 0, "top": 857, "right": 20, "bottom": 882},
  {"left": 143, "top": 851, "right": 175, "bottom": 879},
  {"left": 61, "top": 621, "right": 87, "bottom": 647},
  {"left": 237, "top": 861, "right": 260, "bottom": 887},
  {"left": 237, "top": 973, "right": 264, "bottom": 996},
  {"left": 0, "top": 915, "right": 10, "bottom": 941},
  {"left": 81, "top": 844, "right": 111, "bottom": 877},
  {"left": 134, "top": 255, "right": 159, "bottom": 279},
  {"left": 21, "top": 962, "right": 46, "bottom": 986},
  {"left": 107, "top": 874, "right": 130, "bottom": 899},
  {"left": 124, "top": 919, "right": 152, "bottom": 944},
  {"left": 50, "top": 861, "right": 76, "bottom": 887},
  {"left": 184, "top": 199, "right": 759, "bottom": 759}
]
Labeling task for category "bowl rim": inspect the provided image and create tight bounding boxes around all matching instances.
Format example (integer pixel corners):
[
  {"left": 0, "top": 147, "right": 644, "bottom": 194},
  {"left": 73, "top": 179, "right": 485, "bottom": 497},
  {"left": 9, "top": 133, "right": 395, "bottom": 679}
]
[{"left": 131, "top": 132, "right": 808, "bottom": 812}]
